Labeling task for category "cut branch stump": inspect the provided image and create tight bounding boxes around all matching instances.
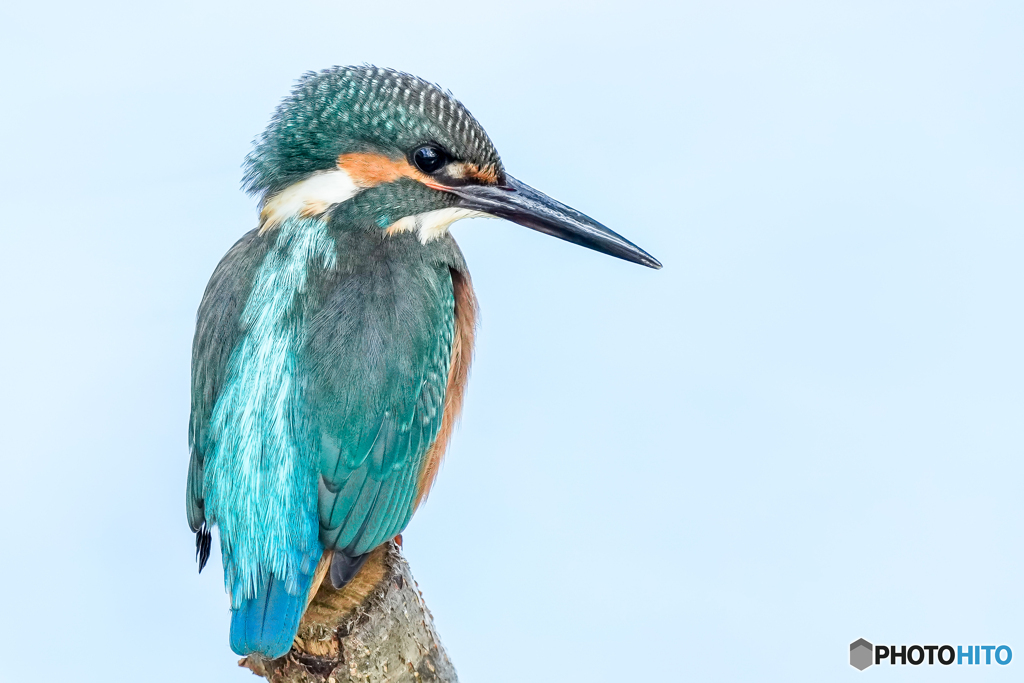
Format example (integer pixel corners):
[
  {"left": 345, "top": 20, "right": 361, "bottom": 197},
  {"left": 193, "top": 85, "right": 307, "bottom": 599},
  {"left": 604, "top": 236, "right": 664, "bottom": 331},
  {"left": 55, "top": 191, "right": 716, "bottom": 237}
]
[{"left": 240, "top": 542, "right": 457, "bottom": 683}]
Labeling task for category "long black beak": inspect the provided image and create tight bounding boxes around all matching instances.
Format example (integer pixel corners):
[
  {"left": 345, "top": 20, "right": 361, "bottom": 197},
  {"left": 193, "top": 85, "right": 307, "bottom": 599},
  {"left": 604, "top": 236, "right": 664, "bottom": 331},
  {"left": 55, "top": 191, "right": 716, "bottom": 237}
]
[{"left": 441, "top": 175, "right": 662, "bottom": 269}]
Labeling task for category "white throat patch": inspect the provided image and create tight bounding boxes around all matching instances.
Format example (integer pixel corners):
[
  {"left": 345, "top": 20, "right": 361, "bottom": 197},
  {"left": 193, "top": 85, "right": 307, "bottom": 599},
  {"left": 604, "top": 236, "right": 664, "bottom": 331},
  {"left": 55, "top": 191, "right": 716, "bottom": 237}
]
[
  {"left": 386, "top": 208, "right": 490, "bottom": 243},
  {"left": 260, "top": 169, "right": 359, "bottom": 232}
]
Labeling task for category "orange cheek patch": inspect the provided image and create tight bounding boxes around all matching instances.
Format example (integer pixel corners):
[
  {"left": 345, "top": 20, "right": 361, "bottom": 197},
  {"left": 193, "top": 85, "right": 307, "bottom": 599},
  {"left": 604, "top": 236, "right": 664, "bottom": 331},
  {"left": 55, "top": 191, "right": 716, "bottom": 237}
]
[
  {"left": 442, "top": 162, "right": 500, "bottom": 185},
  {"left": 467, "top": 163, "right": 499, "bottom": 185},
  {"left": 336, "top": 152, "right": 429, "bottom": 188}
]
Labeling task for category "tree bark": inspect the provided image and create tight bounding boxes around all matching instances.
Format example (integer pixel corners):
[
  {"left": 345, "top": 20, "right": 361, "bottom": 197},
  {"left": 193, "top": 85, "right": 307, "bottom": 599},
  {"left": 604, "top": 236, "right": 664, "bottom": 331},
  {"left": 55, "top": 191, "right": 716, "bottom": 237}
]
[{"left": 240, "top": 541, "right": 458, "bottom": 683}]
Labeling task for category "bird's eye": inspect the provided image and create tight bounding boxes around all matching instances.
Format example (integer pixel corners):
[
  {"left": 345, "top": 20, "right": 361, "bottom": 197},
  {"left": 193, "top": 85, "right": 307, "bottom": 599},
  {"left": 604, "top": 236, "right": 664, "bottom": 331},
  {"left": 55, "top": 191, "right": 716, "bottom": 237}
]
[{"left": 412, "top": 145, "right": 448, "bottom": 174}]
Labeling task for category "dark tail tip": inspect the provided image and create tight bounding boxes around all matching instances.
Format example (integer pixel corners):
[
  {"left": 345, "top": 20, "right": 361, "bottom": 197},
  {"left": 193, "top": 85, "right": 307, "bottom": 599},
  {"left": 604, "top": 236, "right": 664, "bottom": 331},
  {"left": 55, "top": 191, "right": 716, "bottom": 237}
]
[
  {"left": 329, "top": 551, "right": 369, "bottom": 589},
  {"left": 196, "top": 522, "right": 212, "bottom": 573}
]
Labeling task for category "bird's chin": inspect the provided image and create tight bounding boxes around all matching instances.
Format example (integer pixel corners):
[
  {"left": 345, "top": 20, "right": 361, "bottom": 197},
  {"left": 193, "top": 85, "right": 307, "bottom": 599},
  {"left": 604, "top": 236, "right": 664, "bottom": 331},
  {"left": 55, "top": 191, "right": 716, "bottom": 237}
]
[{"left": 383, "top": 208, "right": 491, "bottom": 244}]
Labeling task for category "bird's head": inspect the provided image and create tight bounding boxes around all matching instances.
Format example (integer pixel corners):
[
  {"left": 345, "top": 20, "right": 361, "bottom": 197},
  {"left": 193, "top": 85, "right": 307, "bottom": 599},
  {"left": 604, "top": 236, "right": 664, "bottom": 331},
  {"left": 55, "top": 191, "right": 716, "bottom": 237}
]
[{"left": 244, "top": 65, "right": 661, "bottom": 269}]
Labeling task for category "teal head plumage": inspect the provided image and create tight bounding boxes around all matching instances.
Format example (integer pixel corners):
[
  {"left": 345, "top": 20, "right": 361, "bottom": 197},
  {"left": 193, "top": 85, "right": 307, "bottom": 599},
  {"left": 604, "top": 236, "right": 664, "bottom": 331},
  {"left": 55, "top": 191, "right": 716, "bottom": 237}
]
[{"left": 187, "top": 65, "right": 660, "bottom": 660}]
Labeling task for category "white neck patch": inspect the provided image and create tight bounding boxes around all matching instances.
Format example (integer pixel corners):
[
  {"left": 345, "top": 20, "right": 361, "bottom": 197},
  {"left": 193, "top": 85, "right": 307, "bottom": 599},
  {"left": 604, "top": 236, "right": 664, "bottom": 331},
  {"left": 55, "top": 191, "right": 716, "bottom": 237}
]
[
  {"left": 386, "top": 207, "right": 490, "bottom": 243},
  {"left": 259, "top": 167, "right": 492, "bottom": 241},
  {"left": 260, "top": 169, "right": 359, "bottom": 232}
]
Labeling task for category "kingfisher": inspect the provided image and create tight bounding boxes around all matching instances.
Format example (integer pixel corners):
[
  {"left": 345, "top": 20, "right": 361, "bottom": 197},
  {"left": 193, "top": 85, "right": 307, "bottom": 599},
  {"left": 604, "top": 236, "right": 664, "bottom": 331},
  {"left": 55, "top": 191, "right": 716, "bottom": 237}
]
[{"left": 187, "top": 65, "right": 660, "bottom": 659}]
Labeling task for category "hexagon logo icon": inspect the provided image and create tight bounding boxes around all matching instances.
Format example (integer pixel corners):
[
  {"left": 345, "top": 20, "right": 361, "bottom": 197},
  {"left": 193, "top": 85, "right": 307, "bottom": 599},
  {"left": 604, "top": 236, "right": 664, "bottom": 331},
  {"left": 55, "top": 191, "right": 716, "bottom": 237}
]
[{"left": 850, "top": 639, "right": 873, "bottom": 670}]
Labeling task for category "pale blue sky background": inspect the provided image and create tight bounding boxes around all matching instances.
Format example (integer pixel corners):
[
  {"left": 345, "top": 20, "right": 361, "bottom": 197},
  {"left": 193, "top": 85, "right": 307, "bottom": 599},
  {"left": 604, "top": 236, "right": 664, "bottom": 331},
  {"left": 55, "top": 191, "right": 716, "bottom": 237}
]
[{"left": 1, "top": 1, "right": 1021, "bottom": 680}]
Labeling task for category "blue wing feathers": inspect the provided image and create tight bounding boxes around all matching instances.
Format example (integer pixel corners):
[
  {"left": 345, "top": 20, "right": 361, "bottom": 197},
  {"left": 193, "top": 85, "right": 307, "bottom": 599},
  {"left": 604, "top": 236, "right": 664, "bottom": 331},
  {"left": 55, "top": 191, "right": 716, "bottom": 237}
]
[
  {"left": 354, "top": 466, "right": 406, "bottom": 555},
  {"left": 378, "top": 459, "right": 419, "bottom": 546},
  {"left": 336, "top": 478, "right": 382, "bottom": 550},
  {"left": 310, "top": 248, "right": 456, "bottom": 557},
  {"left": 188, "top": 230, "right": 272, "bottom": 534},
  {"left": 319, "top": 466, "right": 368, "bottom": 530}
]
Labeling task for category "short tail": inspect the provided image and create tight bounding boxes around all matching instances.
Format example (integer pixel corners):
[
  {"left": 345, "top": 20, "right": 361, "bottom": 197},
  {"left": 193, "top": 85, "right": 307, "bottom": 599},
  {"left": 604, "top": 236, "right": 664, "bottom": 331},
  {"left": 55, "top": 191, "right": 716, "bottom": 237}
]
[
  {"left": 229, "top": 571, "right": 313, "bottom": 659},
  {"left": 329, "top": 551, "right": 369, "bottom": 589}
]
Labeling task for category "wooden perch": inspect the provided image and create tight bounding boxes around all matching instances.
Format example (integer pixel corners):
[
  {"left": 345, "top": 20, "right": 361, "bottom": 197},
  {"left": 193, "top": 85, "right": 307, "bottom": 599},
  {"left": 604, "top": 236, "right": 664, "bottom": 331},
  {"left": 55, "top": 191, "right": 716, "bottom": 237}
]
[{"left": 240, "top": 542, "right": 457, "bottom": 683}]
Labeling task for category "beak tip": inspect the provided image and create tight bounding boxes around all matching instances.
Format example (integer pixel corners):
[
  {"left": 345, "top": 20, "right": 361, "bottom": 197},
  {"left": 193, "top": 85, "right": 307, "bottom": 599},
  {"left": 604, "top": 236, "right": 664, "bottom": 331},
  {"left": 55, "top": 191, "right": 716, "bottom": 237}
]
[{"left": 628, "top": 250, "right": 662, "bottom": 270}]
